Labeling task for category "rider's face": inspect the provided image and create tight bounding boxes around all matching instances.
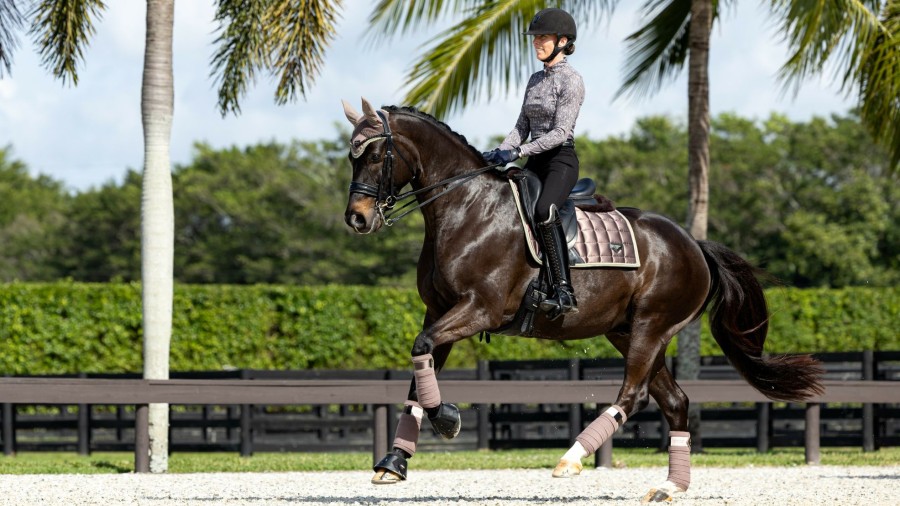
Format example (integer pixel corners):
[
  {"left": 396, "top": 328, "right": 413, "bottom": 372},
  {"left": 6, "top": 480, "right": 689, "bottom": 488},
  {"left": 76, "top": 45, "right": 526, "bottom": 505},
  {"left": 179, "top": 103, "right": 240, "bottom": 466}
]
[{"left": 532, "top": 34, "right": 565, "bottom": 62}]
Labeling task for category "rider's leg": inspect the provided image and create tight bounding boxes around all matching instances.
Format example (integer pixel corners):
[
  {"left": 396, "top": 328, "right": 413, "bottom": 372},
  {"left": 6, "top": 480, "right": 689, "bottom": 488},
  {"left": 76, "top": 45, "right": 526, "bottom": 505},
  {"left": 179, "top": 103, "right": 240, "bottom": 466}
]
[
  {"left": 537, "top": 206, "right": 578, "bottom": 320},
  {"left": 529, "top": 146, "right": 579, "bottom": 320}
]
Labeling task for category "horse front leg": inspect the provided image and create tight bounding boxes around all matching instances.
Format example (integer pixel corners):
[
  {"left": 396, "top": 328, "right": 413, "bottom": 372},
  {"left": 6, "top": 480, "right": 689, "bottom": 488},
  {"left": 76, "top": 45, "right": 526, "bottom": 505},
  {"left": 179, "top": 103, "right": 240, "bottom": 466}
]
[{"left": 371, "top": 343, "right": 455, "bottom": 485}]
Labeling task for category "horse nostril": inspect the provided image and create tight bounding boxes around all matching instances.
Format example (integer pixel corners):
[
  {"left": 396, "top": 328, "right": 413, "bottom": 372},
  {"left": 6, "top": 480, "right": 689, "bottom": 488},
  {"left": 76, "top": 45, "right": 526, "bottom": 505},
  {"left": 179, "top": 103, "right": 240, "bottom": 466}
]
[{"left": 345, "top": 211, "right": 366, "bottom": 231}]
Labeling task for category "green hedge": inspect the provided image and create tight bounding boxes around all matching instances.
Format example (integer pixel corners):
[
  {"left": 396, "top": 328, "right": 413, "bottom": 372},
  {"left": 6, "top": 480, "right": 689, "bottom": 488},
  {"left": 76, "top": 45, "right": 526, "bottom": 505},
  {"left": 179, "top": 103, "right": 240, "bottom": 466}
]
[{"left": 0, "top": 282, "right": 897, "bottom": 375}]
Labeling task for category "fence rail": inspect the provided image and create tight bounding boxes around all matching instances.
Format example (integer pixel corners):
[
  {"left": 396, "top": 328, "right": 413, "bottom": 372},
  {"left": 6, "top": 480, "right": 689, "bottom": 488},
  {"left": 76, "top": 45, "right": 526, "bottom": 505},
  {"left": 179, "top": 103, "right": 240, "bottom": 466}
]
[{"left": 1, "top": 376, "right": 898, "bottom": 472}]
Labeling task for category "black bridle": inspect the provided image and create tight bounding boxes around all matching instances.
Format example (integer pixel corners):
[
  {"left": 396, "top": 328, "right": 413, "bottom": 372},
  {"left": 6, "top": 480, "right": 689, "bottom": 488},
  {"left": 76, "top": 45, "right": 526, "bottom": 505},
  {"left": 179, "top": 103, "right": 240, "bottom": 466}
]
[{"left": 348, "top": 111, "right": 498, "bottom": 226}]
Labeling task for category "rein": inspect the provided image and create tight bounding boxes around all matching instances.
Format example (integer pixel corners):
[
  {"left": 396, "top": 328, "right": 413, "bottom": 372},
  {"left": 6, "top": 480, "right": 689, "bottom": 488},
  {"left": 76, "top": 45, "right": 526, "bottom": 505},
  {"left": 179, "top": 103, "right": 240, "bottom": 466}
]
[{"left": 349, "top": 111, "right": 499, "bottom": 226}]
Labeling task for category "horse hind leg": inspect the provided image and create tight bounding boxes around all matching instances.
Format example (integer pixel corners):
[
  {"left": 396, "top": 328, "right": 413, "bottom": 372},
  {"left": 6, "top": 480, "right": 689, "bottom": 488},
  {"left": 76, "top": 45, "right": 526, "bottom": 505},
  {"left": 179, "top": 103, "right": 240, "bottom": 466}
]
[
  {"left": 552, "top": 404, "right": 627, "bottom": 478},
  {"left": 553, "top": 334, "right": 665, "bottom": 478},
  {"left": 642, "top": 366, "right": 691, "bottom": 504}
]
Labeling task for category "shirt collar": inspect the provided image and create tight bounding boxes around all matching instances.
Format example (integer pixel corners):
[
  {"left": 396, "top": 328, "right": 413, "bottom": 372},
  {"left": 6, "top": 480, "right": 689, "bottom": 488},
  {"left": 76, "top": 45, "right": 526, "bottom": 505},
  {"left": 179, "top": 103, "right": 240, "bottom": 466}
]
[{"left": 543, "top": 57, "right": 569, "bottom": 73}]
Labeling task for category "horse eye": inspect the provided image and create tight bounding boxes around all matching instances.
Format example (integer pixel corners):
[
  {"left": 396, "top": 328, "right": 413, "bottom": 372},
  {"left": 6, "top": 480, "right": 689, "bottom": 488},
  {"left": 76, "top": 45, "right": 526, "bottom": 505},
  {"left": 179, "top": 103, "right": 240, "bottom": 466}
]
[{"left": 369, "top": 152, "right": 380, "bottom": 163}]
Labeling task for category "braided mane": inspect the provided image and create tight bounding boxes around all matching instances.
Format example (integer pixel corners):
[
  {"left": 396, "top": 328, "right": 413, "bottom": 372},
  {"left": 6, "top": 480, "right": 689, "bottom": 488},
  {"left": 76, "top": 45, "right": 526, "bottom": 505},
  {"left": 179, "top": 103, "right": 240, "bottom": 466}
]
[{"left": 383, "top": 106, "right": 485, "bottom": 161}]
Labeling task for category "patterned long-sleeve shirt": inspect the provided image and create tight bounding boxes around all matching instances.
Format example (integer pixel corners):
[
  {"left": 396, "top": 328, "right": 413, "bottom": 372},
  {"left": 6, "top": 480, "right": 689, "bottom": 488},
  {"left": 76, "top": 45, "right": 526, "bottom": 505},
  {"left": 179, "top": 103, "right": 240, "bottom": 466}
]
[{"left": 499, "top": 58, "right": 585, "bottom": 157}]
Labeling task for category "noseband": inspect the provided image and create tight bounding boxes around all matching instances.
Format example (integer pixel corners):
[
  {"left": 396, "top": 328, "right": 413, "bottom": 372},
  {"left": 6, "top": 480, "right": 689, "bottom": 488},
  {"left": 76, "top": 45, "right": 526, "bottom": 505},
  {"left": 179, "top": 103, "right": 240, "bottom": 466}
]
[{"left": 348, "top": 111, "right": 498, "bottom": 226}]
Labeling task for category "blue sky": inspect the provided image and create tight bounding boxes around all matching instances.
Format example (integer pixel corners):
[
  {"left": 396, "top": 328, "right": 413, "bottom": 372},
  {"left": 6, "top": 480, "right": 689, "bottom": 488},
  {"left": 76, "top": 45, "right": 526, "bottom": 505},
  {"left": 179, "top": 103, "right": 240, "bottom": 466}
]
[{"left": 1, "top": 1, "right": 855, "bottom": 191}]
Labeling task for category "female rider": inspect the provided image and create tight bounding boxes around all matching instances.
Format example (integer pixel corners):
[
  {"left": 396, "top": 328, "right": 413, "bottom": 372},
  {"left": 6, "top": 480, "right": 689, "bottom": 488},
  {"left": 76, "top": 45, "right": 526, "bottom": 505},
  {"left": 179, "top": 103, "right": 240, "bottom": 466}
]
[{"left": 483, "top": 8, "right": 584, "bottom": 320}]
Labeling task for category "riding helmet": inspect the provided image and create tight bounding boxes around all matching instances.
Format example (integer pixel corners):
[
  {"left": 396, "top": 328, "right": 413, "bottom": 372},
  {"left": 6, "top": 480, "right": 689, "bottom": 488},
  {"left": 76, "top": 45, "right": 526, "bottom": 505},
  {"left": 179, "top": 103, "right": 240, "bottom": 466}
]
[{"left": 525, "top": 8, "right": 577, "bottom": 40}]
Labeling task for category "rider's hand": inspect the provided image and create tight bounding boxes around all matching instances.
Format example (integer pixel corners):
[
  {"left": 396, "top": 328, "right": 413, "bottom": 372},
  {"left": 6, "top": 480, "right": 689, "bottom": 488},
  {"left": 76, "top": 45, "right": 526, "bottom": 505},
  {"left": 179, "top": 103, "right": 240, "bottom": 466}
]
[{"left": 482, "top": 148, "right": 520, "bottom": 165}]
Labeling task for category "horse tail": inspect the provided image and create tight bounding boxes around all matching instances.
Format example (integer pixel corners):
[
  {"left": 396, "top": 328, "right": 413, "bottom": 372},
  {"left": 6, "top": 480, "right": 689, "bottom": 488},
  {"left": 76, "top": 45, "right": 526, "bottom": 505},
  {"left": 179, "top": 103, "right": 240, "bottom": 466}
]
[{"left": 698, "top": 240, "right": 824, "bottom": 402}]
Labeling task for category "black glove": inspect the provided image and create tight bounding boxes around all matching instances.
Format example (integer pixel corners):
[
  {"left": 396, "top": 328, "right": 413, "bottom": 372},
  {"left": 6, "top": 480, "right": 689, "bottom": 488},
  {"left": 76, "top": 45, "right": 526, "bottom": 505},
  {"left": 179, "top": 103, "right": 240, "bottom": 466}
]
[{"left": 482, "top": 148, "right": 520, "bottom": 165}]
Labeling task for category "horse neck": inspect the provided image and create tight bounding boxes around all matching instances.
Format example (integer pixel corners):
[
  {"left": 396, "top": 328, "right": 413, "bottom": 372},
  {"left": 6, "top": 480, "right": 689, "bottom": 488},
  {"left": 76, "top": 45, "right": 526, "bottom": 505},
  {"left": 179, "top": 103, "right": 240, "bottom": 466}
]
[
  {"left": 395, "top": 117, "right": 501, "bottom": 229},
  {"left": 395, "top": 117, "right": 478, "bottom": 185}
]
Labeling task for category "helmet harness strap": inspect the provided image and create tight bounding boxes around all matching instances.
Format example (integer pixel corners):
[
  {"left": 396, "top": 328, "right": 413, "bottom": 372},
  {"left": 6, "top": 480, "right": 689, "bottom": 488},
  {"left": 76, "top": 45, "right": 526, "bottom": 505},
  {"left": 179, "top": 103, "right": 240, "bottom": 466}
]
[{"left": 540, "top": 35, "right": 573, "bottom": 63}]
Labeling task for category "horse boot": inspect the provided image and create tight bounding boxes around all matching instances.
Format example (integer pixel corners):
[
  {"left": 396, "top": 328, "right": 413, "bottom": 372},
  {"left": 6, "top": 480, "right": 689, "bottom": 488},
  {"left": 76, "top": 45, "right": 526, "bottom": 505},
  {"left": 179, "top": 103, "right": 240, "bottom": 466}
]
[{"left": 538, "top": 206, "right": 578, "bottom": 321}]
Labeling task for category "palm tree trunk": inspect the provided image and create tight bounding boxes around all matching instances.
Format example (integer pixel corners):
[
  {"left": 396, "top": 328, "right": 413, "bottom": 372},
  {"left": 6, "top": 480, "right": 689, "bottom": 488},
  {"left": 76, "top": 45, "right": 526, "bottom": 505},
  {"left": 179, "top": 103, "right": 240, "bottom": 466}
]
[
  {"left": 141, "top": 0, "right": 175, "bottom": 473},
  {"left": 678, "top": 0, "right": 713, "bottom": 451}
]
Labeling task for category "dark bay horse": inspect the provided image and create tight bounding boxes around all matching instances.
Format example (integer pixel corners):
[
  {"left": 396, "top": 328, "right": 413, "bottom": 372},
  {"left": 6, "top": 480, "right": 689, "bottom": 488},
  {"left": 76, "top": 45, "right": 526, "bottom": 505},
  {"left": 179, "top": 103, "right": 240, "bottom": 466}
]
[{"left": 342, "top": 98, "right": 824, "bottom": 503}]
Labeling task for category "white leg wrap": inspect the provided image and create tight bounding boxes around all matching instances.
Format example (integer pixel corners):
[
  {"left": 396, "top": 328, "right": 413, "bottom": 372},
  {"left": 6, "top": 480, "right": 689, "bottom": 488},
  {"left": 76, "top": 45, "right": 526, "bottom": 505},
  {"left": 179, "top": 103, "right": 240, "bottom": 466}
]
[{"left": 562, "top": 441, "right": 589, "bottom": 462}]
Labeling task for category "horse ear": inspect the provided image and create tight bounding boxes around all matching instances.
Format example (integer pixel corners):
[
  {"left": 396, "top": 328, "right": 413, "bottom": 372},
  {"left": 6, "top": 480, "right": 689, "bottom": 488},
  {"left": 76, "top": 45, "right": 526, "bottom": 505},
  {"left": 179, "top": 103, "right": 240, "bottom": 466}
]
[
  {"left": 361, "top": 97, "right": 383, "bottom": 127},
  {"left": 342, "top": 99, "right": 362, "bottom": 125}
]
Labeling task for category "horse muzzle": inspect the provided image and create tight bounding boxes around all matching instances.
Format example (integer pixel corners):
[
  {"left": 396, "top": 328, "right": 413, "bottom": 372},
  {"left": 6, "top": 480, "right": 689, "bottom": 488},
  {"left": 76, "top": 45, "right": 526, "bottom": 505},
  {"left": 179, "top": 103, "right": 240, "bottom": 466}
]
[{"left": 344, "top": 198, "right": 381, "bottom": 234}]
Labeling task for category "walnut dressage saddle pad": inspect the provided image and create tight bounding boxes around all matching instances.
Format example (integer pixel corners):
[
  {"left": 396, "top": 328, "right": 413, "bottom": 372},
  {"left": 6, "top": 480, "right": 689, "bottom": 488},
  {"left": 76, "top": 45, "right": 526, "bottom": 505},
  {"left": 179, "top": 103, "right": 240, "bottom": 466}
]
[{"left": 508, "top": 179, "right": 641, "bottom": 268}]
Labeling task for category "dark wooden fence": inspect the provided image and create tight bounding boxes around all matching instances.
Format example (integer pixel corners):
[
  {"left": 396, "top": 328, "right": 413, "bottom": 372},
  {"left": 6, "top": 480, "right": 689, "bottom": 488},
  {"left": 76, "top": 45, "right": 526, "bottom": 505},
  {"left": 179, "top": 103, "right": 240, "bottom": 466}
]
[{"left": 1, "top": 351, "right": 898, "bottom": 472}]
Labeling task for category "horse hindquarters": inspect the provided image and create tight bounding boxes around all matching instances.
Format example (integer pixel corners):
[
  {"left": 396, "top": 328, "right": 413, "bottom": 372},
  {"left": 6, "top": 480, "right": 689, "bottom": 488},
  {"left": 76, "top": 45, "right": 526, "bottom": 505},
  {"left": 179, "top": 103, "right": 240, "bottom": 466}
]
[{"left": 698, "top": 240, "right": 824, "bottom": 402}]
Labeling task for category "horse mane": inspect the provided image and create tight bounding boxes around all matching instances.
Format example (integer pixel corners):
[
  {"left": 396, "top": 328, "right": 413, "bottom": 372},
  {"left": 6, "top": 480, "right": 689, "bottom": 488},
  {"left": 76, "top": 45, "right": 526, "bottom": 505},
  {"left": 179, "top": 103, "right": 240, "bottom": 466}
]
[{"left": 383, "top": 105, "right": 486, "bottom": 161}]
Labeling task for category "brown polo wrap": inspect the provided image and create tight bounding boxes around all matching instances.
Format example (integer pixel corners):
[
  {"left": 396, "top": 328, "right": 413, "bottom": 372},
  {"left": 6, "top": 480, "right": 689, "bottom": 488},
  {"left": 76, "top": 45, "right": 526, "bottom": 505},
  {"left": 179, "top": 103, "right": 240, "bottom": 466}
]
[
  {"left": 412, "top": 354, "right": 441, "bottom": 409},
  {"left": 667, "top": 430, "right": 691, "bottom": 491},
  {"left": 575, "top": 404, "right": 627, "bottom": 455},
  {"left": 392, "top": 401, "right": 423, "bottom": 456}
]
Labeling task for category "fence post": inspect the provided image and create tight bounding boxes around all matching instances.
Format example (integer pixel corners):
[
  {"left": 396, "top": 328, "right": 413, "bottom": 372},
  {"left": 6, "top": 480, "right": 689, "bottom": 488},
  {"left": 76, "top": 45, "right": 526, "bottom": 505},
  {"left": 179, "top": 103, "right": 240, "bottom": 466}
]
[
  {"left": 568, "top": 358, "right": 581, "bottom": 446},
  {"left": 805, "top": 403, "right": 820, "bottom": 465},
  {"left": 2, "top": 403, "right": 14, "bottom": 456},
  {"left": 372, "top": 404, "right": 389, "bottom": 466},
  {"left": 77, "top": 404, "right": 91, "bottom": 456},
  {"left": 77, "top": 373, "right": 90, "bottom": 456},
  {"left": 476, "top": 360, "right": 490, "bottom": 450},
  {"left": 597, "top": 438, "right": 613, "bottom": 468},
  {"left": 756, "top": 402, "right": 771, "bottom": 453},
  {"left": 240, "top": 369, "right": 253, "bottom": 457},
  {"left": 135, "top": 404, "right": 149, "bottom": 473},
  {"left": 240, "top": 405, "right": 253, "bottom": 457},
  {"left": 862, "top": 350, "right": 875, "bottom": 452}
]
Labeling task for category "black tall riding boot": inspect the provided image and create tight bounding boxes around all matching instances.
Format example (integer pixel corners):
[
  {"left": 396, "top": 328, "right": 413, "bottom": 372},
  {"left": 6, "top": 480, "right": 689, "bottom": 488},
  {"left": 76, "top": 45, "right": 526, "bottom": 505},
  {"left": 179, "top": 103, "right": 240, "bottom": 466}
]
[{"left": 538, "top": 207, "right": 578, "bottom": 321}]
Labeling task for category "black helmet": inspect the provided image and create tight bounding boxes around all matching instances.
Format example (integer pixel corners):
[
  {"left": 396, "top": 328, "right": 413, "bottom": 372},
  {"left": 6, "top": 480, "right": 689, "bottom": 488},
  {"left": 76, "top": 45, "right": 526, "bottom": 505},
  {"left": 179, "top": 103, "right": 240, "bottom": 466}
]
[{"left": 525, "top": 8, "right": 577, "bottom": 40}]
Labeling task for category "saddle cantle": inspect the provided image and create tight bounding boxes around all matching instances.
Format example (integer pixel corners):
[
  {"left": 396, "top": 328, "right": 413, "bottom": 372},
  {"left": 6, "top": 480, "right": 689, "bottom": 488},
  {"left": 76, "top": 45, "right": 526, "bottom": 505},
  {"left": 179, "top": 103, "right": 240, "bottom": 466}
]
[{"left": 506, "top": 169, "right": 640, "bottom": 268}]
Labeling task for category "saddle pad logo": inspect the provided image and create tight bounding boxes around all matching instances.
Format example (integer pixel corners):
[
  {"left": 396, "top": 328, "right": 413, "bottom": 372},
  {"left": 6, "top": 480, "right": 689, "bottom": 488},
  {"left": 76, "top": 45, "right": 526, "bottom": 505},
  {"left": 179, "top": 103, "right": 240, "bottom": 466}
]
[{"left": 610, "top": 243, "right": 624, "bottom": 253}]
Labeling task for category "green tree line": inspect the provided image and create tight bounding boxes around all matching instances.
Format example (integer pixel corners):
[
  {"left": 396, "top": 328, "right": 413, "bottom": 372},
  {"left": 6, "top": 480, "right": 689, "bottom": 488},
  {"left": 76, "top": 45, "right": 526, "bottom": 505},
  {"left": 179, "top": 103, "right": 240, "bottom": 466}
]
[{"left": 1, "top": 110, "right": 897, "bottom": 288}]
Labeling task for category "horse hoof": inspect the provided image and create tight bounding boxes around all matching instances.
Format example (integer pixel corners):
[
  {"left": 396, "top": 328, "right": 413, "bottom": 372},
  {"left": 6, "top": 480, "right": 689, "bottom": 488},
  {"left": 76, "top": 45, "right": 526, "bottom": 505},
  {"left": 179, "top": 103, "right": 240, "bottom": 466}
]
[
  {"left": 641, "top": 487, "right": 684, "bottom": 503},
  {"left": 551, "top": 458, "right": 583, "bottom": 478},
  {"left": 371, "top": 469, "right": 403, "bottom": 485},
  {"left": 428, "top": 402, "right": 462, "bottom": 439}
]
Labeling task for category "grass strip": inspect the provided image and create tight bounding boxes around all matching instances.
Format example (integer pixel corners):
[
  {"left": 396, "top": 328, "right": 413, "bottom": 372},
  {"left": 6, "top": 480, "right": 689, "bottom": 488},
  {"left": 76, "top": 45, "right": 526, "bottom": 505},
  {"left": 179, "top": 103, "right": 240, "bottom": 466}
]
[{"left": 0, "top": 447, "right": 897, "bottom": 474}]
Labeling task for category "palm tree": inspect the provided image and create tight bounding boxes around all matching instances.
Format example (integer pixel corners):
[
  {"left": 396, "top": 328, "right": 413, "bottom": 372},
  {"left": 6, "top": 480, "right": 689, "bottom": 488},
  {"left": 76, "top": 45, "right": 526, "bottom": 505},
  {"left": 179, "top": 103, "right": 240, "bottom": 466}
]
[
  {"left": 141, "top": 0, "right": 175, "bottom": 473},
  {"left": 0, "top": 0, "right": 342, "bottom": 472}
]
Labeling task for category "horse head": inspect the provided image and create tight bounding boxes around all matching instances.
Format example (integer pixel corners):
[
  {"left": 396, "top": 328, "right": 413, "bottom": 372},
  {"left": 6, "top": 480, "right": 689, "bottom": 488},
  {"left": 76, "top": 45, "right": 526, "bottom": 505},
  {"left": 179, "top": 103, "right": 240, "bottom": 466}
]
[{"left": 341, "top": 97, "right": 418, "bottom": 234}]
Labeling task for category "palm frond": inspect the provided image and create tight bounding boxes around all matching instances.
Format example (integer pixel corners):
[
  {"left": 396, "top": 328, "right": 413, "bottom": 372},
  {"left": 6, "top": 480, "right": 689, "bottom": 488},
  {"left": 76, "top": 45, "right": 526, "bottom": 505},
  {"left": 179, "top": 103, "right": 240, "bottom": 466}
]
[
  {"left": 399, "top": 0, "right": 616, "bottom": 118},
  {"left": 616, "top": 0, "right": 691, "bottom": 101},
  {"left": 27, "top": 0, "right": 106, "bottom": 85},
  {"left": 366, "top": 0, "right": 481, "bottom": 43},
  {"left": 0, "top": 0, "right": 25, "bottom": 77},
  {"left": 856, "top": 2, "right": 900, "bottom": 167},
  {"left": 368, "top": 0, "right": 616, "bottom": 42},
  {"left": 772, "top": 0, "right": 900, "bottom": 169},
  {"left": 770, "top": 0, "right": 885, "bottom": 95},
  {"left": 211, "top": 0, "right": 269, "bottom": 116},
  {"left": 268, "top": 0, "right": 342, "bottom": 109}
]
